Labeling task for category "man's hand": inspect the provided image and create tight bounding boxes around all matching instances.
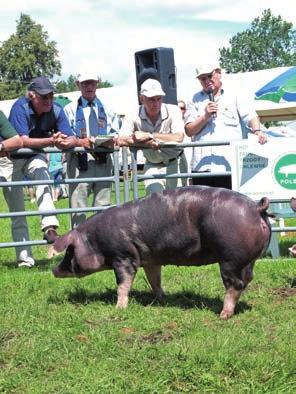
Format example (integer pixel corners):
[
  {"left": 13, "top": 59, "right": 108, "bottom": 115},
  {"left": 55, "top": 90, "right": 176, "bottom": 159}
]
[
  {"left": 77, "top": 137, "right": 94, "bottom": 150},
  {"left": 132, "top": 131, "right": 153, "bottom": 143},
  {"left": 254, "top": 130, "right": 268, "bottom": 145},
  {"left": 206, "top": 101, "right": 218, "bottom": 117},
  {"left": 54, "top": 134, "right": 78, "bottom": 149},
  {"left": 145, "top": 139, "right": 159, "bottom": 150}
]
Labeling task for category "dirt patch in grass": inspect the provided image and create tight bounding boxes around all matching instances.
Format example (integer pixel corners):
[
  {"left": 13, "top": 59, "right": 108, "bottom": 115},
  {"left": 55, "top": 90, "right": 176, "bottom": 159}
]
[{"left": 271, "top": 288, "right": 296, "bottom": 297}]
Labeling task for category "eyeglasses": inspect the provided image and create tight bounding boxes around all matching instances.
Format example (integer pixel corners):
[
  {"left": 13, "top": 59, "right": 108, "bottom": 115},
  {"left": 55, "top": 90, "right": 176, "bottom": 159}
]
[{"left": 198, "top": 72, "right": 214, "bottom": 83}]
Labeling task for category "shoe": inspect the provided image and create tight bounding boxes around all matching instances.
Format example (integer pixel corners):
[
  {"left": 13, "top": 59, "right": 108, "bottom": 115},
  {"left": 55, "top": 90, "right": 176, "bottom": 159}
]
[
  {"left": 18, "top": 257, "right": 35, "bottom": 268},
  {"left": 43, "top": 227, "right": 59, "bottom": 244}
]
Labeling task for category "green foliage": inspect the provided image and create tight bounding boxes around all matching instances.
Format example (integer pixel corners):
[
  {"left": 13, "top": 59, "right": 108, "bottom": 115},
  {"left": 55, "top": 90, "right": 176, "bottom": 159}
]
[
  {"left": 0, "top": 13, "right": 61, "bottom": 100},
  {"left": 55, "top": 74, "right": 78, "bottom": 93},
  {"left": 219, "top": 9, "right": 296, "bottom": 73},
  {"left": 0, "top": 14, "right": 113, "bottom": 99},
  {"left": 55, "top": 74, "right": 113, "bottom": 94}
]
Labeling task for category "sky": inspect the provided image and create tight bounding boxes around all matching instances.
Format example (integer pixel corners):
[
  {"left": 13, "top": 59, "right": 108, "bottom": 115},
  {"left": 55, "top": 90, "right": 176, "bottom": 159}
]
[{"left": 0, "top": 0, "right": 295, "bottom": 95}]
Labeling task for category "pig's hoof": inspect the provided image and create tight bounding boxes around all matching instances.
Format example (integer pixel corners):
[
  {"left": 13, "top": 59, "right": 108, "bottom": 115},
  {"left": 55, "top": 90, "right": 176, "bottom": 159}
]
[
  {"left": 155, "top": 289, "right": 165, "bottom": 300},
  {"left": 116, "top": 300, "right": 128, "bottom": 309},
  {"left": 219, "top": 310, "right": 234, "bottom": 320}
]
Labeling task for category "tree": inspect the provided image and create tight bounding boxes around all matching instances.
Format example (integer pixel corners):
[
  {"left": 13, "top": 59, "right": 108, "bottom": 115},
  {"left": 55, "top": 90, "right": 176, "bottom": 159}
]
[
  {"left": 55, "top": 75, "right": 113, "bottom": 93},
  {"left": 0, "top": 13, "right": 61, "bottom": 99},
  {"left": 55, "top": 75, "right": 78, "bottom": 93},
  {"left": 219, "top": 9, "right": 296, "bottom": 73}
]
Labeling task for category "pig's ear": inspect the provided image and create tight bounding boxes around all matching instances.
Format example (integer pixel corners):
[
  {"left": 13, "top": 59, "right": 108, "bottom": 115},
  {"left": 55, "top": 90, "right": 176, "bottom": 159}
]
[
  {"left": 53, "top": 232, "right": 74, "bottom": 252},
  {"left": 291, "top": 197, "right": 296, "bottom": 212}
]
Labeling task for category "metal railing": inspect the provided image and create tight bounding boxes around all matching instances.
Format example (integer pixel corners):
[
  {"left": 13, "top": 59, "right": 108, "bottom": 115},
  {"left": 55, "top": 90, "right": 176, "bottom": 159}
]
[{"left": 0, "top": 141, "right": 295, "bottom": 252}]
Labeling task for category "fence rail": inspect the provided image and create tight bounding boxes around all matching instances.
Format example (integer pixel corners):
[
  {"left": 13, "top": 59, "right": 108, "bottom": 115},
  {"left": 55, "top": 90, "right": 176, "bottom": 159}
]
[{"left": 0, "top": 142, "right": 295, "bottom": 256}]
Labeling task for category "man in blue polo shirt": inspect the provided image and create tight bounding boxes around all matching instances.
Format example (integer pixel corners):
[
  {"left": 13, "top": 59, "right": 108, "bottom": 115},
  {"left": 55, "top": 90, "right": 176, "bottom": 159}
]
[{"left": 4, "top": 76, "right": 77, "bottom": 267}]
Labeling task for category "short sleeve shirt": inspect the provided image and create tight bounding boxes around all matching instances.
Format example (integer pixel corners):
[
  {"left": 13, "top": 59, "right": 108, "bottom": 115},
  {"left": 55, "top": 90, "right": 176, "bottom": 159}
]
[
  {"left": 0, "top": 110, "right": 17, "bottom": 140},
  {"left": 120, "top": 103, "right": 185, "bottom": 164},
  {"left": 9, "top": 97, "right": 74, "bottom": 138},
  {"left": 184, "top": 88, "right": 257, "bottom": 172}
]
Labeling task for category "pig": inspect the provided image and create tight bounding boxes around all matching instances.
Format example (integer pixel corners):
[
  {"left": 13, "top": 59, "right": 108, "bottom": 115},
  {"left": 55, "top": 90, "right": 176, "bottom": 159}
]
[
  {"left": 52, "top": 186, "right": 271, "bottom": 319},
  {"left": 288, "top": 197, "right": 296, "bottom": 257}
]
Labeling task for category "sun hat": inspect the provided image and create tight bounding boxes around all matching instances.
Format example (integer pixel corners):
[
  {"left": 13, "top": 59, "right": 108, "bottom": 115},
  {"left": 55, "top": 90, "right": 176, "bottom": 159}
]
[
  {"left": 140, "top": 78, "right": 165, "bottom": 97},
  {"left": 76, "top": 72, "right": 99, "bottom": 82},
  {"left": 195, "top": 65, "right": 221, "bottom": 79}
]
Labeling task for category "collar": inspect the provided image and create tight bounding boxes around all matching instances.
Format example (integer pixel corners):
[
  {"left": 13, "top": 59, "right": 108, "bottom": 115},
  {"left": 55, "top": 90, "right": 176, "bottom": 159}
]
[
  {"left": 80, "top": 96, "right": 97, "bottom": 108},
  {"left": 139, "top": 103, "right": 169, "bottom": 122}
]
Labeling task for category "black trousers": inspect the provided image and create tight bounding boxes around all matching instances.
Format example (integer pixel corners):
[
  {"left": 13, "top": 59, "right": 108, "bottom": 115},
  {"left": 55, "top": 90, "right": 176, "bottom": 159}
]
[{"left": 191, "top": 173, "right": 232, "bottom": 189}]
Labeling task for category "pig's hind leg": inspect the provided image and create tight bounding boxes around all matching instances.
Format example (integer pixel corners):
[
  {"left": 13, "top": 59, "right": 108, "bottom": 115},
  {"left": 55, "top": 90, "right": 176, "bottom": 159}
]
[
  {"left": 219, "top": 261, "right": 254, "bottom": 320},
  {"left": 143, "top": 264, "right": 165, "bottom": 300},
  {"left": 113, "top": 259, "right": 138, "bottom": 308}
]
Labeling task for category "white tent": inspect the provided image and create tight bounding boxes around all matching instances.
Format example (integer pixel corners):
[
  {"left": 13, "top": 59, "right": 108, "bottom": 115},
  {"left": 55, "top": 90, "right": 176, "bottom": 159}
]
[{"left": 0, "top": 67, "right": 295, "bottom": 123}]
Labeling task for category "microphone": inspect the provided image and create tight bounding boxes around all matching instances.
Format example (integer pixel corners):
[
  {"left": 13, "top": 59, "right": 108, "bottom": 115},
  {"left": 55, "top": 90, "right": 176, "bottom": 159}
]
[{"left": 207, "top": 88, "right": 216, "bottom": 118}]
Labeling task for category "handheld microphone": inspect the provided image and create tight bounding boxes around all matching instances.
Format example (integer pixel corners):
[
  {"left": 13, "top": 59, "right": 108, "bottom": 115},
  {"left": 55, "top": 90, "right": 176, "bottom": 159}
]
[{"left": 207, "top": 88, "right": 216, "bottom": 118}]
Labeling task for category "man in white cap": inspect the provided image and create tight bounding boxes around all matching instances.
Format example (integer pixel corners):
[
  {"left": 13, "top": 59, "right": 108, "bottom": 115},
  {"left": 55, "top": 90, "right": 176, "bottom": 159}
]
[
  {"left": 64, "top": 72, "right": 115, "bottom": 228},
  {"left": 185, "top": 64, "right": 267, "bottom": 189},
  {"left": 118, "top": 78, "right": 185, "bottom": 195}
]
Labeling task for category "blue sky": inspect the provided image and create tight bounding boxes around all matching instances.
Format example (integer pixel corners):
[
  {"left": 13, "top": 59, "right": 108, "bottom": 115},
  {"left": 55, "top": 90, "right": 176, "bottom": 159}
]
[{"left": 0, "top": 0, "right": 295, "bottom": 91}]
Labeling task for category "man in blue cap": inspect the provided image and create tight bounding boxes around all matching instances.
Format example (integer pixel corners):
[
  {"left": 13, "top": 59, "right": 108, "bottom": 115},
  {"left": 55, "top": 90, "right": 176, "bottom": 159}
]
[{"left": 3, "top": 76, "right": 77, "bottom": 267}]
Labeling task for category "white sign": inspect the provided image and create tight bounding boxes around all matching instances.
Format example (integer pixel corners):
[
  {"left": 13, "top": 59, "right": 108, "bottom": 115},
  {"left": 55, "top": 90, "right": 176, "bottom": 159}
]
[{"left": 230, "top": 137, "right": 296, "bottom": 200}]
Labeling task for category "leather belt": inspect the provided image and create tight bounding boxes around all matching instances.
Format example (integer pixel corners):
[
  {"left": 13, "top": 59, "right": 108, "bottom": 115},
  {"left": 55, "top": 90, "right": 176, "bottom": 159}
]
[{"left": 157, "top": 150, "right": 184, "bottom": 165}]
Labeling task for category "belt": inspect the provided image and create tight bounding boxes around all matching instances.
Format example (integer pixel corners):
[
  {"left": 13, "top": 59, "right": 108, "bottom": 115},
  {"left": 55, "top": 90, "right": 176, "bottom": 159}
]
[{"left": 156, "top": 150, "right": 184, "bottom": 165}]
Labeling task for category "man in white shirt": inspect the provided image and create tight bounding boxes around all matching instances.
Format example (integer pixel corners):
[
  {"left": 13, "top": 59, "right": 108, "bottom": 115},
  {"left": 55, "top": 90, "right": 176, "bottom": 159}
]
[
  {"left": 185, "top": 64, "right": 267, "bottom": 188},
  {"left": 64, "top": 73, "right": 114, "bottom": 227}
]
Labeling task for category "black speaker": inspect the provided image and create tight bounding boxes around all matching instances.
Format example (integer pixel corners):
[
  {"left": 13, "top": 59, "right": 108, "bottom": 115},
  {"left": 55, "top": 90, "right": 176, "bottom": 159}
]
[{"left": 135, "top": 47, "right": 177, "bottom": 105}]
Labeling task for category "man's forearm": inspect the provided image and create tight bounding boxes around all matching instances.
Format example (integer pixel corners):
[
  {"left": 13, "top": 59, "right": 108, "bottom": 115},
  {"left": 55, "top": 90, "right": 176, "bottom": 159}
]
[
  {"left": 185, "top": 114, "right": 210, "bottom": 137},
  {"left": 21, "top": 136, "right": 54, "bottom": 149},
  {"left": 2, "top": 135, "right": 23, "bottom": 151}
]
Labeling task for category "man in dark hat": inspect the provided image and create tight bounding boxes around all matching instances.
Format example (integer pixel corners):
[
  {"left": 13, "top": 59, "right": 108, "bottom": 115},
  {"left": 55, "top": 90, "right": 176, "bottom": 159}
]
[{"left": 2, "top": 76, "right": 77, "bottom": 267}]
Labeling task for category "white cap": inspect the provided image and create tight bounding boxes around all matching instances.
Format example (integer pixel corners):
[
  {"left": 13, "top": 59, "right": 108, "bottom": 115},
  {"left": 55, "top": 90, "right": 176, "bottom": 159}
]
[
  {"left": 76, "top": 72, "right": 99, "bottom": 83},
  {"left": 140, "top": 78, "right": 165, "bottom": 97},
  {"left": 195, "top": 64, "right": 221, "bottom": 79}
]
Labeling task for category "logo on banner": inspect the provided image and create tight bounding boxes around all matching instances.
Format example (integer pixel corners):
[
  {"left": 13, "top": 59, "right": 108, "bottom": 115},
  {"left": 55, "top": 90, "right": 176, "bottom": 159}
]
[{"left": 273, "top": 153, "right": 296, "bottom": 190}]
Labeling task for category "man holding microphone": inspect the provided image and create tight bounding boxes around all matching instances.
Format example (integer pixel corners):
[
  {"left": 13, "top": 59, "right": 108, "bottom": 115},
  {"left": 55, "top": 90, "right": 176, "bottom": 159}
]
[{"left": 185, "top": 64, "right": 267, "bottom": 189}]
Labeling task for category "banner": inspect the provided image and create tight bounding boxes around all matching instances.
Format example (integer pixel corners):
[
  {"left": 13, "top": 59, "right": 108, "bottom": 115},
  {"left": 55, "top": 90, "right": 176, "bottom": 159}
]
[{"left": 230, "top": 137, "right": 296, "bottom": 200}]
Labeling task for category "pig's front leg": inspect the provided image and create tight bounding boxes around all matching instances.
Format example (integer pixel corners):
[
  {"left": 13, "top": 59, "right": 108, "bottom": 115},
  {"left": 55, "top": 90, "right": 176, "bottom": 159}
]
[
  {"left": 113, "top": 260, "right": 137, "bottom": 308},
  {"left": 143, "top": 264, "right": 165, "bottom": 300}
]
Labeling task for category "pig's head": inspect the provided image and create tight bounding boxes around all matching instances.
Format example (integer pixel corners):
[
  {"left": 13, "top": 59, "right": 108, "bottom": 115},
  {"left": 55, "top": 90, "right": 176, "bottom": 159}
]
[
  {"left": 289, "top": 244, "right": 296, "bottom": 257},
  {"left": 52, "top": 230, "right": 106, "bottom": 278}
]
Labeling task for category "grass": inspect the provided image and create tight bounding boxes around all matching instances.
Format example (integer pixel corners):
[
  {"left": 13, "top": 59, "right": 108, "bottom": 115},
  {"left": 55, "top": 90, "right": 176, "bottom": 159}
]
[{"left": 0, "top": 187, "right": 296, "bottom": 393}]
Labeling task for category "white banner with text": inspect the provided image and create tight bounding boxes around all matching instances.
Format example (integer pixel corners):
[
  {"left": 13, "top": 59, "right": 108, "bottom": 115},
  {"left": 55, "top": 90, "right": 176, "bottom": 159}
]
[{"left": 230, "top": 137, "right": 296, "bottom": 200}]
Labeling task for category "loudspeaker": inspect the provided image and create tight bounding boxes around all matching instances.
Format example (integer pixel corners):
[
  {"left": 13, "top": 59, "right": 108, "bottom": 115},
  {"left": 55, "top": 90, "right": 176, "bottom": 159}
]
[{"left": 135, "top": 47, "right": 177, "bottom": 105}]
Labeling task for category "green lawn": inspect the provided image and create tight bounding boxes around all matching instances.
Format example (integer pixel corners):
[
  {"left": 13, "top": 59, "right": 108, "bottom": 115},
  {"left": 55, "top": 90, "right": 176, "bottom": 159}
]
[{"left": 1, "top": 188, "right": 296, "bottom": 393}]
